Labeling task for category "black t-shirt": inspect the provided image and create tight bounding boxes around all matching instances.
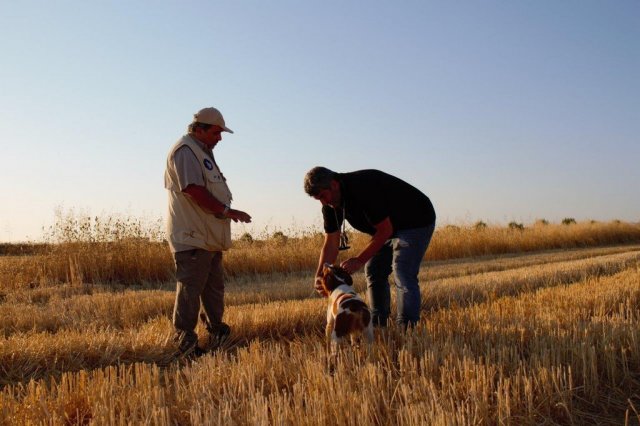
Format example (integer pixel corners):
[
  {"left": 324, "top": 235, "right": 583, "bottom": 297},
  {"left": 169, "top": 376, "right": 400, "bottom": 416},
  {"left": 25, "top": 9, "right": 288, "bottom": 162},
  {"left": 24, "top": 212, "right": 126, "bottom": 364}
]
[{"left": 322, "top": 170, "right": 436, "bottom": 235}]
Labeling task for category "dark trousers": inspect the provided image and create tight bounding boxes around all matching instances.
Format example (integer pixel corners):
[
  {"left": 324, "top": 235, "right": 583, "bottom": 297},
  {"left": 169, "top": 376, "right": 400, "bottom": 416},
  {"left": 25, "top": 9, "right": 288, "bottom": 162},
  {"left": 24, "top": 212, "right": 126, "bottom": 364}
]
[{"left": 173, "top": 249, "right": 224, "bottom": 349}]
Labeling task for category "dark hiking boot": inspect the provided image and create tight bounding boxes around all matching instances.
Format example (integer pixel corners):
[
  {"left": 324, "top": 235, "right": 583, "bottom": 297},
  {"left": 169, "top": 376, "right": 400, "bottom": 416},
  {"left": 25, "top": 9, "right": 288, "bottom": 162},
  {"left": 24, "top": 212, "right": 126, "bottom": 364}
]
[
  {"left": 204, "top": 322, "right": 231, "bottom": 351},
  {"left": 161, "top": 332, "right": 201, "bottom": 364},
  {"left": 159, "top": 331, "right": 210, "bottom": 366},
  {"left": 199, "top": 313, "right": 231, "bottom": 352},
  {"left": 171, "top": 341, "right": 211, "bottom": 363},
  {"left": 189, "top": 346, "right": 208, "bottom": 359}
]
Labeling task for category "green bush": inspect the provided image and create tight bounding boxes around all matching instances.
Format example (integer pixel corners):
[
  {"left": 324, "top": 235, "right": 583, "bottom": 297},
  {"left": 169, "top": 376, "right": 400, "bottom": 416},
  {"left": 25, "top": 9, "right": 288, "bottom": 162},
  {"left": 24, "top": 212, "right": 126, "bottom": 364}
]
[
  {"left": 508, "top": 222, "right": 524, "bottom": 231},
  {"left": 271, "top": 231, "right": 288, "bottom": 245},
  {"left": 474, "top": 221, "right": 487, "bottom": 230},
  {"left": 238, "top": 232, "right": 254, "bottom": 244}
]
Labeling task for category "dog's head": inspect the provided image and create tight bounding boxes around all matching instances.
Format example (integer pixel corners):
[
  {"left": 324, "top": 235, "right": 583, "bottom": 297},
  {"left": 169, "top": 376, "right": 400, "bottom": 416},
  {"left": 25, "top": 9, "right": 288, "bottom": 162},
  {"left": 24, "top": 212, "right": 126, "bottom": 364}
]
[{"left": 319, "top": 263, "right": 353, "bottom": 296}]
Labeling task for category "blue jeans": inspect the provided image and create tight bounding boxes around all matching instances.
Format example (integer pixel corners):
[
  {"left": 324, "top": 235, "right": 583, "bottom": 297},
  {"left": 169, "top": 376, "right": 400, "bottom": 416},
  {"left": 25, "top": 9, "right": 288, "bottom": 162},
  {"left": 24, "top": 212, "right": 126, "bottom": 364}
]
[{"left": 364, "top": 223, "right": 435, "bottom": 327}]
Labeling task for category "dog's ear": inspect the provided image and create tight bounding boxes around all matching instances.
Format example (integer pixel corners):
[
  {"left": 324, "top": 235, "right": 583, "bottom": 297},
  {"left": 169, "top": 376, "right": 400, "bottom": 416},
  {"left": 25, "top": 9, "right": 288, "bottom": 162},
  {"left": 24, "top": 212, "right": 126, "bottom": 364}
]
[
  {"left": 331, "top": 265, "right": 353, "bottom": 286},
  {"left": 319, "top": 280, "right": 331, "bottom": 297},
  {"left": 320, "top": 264, "right": 336, "bottom": 293}
]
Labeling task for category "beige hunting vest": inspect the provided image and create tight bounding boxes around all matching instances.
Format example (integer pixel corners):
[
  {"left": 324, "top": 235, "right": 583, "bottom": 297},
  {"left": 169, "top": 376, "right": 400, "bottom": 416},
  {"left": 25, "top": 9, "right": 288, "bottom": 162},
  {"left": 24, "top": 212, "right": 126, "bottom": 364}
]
[{"left": 164, "top": 135, "right": 233, "bottom": 252}]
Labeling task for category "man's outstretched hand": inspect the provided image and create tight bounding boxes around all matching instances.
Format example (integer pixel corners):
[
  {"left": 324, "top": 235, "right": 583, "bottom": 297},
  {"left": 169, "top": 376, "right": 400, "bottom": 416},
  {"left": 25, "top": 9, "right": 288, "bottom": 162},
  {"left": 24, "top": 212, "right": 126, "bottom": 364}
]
[{"left": 227, "top": 209, "right": 251, "bottom": 223}]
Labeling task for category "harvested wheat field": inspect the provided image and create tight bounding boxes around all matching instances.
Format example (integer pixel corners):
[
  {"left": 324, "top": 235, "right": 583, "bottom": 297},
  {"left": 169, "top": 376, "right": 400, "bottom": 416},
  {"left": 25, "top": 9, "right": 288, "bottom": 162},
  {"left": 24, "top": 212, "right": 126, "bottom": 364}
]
[{"left": 1, "top": 222, "right": 640, "bottom": 425}]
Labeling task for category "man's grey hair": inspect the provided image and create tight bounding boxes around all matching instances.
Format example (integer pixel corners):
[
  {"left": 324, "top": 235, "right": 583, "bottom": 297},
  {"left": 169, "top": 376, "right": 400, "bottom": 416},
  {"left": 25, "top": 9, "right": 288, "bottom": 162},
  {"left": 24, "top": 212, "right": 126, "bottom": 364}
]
[
  {"left": 188, "top": 122, "right": 213, "bottom": 133},
  {"left": 304, "top": 166, "right": 337, "bottom": 196}
]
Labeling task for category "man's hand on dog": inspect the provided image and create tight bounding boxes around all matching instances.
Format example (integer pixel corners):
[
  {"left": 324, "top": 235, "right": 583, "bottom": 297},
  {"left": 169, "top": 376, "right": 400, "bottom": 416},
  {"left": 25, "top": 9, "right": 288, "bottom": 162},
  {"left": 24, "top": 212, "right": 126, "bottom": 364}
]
[
  {"left": 314, "top": 276, "right": 328, "bottom": 297},
  {"left": 340, "top": 257, "right": 364, "bottom": 274}
]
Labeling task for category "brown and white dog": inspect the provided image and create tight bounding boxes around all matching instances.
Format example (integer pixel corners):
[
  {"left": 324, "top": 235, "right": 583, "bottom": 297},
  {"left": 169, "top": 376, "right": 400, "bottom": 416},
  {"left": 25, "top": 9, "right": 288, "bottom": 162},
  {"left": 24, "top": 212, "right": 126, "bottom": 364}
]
[{"left": 318, "top": 263, "right": 374, "bottom": 364}]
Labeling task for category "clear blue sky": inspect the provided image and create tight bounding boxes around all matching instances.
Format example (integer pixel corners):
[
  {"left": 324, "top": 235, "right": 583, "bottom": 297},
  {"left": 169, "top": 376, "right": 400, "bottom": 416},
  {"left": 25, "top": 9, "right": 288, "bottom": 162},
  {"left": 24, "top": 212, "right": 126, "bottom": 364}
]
[{"left": 1, "top": 1, "right": 638, "bottom": 242}]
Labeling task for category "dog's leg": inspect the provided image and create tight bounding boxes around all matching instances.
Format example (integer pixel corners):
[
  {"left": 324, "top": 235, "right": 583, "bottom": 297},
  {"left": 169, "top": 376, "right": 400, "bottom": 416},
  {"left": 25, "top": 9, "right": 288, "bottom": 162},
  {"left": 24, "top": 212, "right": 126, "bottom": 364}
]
[
  {"left": 326, "top": 320, "right": 336, "bottom": 373},
  {"left": 329, "top": 333, "right": 340, "bottom": 372},
  {"left": 325, "top": 321, "right": 333, "bottom": 352},
  {"left": 350, "top": 333, "right": 359, "bottom": 348}
]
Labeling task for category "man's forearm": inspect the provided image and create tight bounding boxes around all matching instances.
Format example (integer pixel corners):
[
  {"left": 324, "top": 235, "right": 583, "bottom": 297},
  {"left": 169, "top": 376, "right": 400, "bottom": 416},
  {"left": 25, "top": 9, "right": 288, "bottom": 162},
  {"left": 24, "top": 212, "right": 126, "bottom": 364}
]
[
  {"left": 182, "top": 184, "right": 227, "bottom": 215},
  {"left": 316, "top": 232, "right": 340, "bottom": 276},
  {"left": 340, "top": 217, "right": 393, "bottom": 274},
  {"left": 356, "top": 233, "right": 389, "bottom": 265},
  {"left": 183, "top": 184, "right": 252, "bottom": 224},
  {"left": 356, "top": 217, "right": 393, "bottom": 265}
]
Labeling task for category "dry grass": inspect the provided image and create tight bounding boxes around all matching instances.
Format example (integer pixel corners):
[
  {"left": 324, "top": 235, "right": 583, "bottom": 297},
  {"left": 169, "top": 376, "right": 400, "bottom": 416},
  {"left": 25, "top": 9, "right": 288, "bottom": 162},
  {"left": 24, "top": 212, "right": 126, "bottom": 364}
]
[
  {"left": 0, "top": 249, "right": 639, "bottom": 424},
  {"left": 428, "top": 220, "right": 640, "bottom": 260},
  {"left": 1, "top": 212, "right": 639, "bottom": 290},
  {"left": 1, "top": 249, "right": 638, "bottom": 339},
  {"left": 2, "top": 212, "right": 640, "bottom": 424}
]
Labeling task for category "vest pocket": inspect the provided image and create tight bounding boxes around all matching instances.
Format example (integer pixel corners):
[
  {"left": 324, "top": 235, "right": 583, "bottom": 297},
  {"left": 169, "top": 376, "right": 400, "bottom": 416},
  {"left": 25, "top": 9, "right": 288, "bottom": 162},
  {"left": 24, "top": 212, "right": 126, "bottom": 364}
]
[
  {"left": 206, "top": 216, "right": 231, "bottom": 250},
  {"left": 206, "top": 178, "right": 232, "bottom": 204},
  {"left": 177, "top": 230, "right": 206, "bottom": 247}
]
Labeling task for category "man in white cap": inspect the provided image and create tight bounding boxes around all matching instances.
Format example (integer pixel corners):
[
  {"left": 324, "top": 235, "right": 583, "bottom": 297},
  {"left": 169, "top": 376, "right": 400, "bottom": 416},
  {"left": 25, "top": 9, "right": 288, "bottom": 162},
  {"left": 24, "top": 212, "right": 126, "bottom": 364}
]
[{"left": 164, "top": 106, "right": 252, "bottom": 358}]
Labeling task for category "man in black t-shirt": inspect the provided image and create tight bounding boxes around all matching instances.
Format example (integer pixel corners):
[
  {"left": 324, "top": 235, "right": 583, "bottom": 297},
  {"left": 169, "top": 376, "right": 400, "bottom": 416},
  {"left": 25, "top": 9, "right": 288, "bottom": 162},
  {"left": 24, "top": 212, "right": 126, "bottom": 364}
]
[{"left": 304, "top": 166, "right": 436, "bottom": 328}]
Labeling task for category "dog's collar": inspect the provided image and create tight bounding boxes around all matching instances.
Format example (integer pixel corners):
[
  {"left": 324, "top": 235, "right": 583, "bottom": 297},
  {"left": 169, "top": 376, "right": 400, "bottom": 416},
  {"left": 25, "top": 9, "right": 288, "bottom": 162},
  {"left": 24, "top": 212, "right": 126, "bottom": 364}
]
[
  {"left": 332, "top": 272, "right": 348, "bottom": 285},
  {"left": 330, "top": 284, "right": 356, "bottom": 298},
  {"left": 323, "top": 263, "right": 349, "bottom": 286}
]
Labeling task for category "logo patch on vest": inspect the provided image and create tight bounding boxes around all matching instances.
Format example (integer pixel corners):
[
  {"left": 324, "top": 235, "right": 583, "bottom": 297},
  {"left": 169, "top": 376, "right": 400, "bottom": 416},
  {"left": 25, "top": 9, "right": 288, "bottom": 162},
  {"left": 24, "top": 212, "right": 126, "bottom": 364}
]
[{"left": 203, "top": 159, "right": 214, "bottom": 170}]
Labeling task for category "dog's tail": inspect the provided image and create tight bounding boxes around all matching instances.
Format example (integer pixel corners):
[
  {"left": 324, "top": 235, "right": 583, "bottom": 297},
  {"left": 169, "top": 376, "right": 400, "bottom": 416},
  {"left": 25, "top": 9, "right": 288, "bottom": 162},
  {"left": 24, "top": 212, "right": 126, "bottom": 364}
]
[{"left": 348, "top": 305, "right": 372, "bottom": 331}]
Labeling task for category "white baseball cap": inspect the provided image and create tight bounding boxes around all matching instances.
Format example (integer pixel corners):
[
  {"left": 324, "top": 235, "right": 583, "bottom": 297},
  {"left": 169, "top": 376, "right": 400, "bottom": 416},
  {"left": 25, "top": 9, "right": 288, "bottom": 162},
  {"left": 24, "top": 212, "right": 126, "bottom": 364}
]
[{"left": 192, "top": 107, "right": 234, "bottom": 133}]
